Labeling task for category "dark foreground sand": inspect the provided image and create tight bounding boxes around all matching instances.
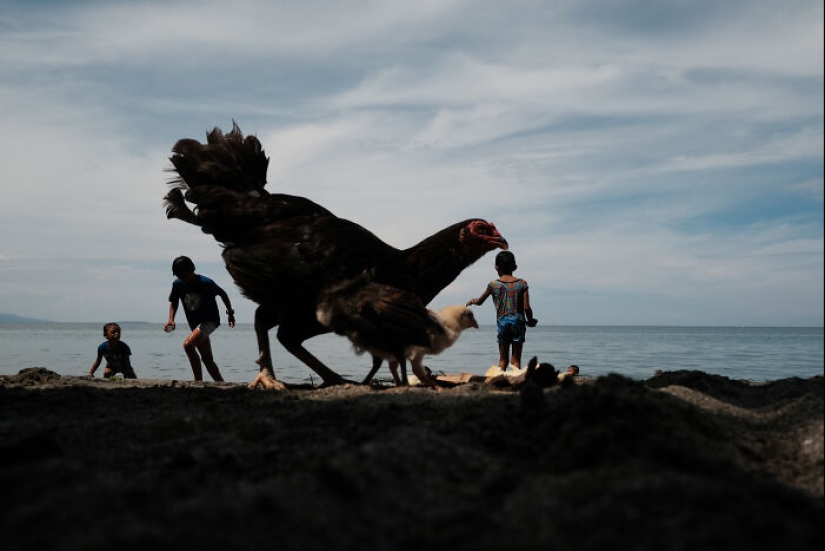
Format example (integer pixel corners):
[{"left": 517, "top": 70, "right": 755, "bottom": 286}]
[{"left": 1, "top": 367, "right": 822, "bottom": 550}]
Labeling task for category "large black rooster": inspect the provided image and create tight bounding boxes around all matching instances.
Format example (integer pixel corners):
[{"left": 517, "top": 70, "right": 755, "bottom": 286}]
[{"left": 165, "top": 123, "right": 508, "bottom": 389}]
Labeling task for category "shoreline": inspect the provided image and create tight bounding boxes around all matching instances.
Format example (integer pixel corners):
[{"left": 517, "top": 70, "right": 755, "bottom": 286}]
[
  {"left": 1, "top": 367, "right": 822, "bottom": 550},
  {"left": 2, "top": 324, "right": 822, "bottom": 386}
]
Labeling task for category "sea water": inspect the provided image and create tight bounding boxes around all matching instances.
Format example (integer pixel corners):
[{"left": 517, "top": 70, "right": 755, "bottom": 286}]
[{"left": 0, "top": 323, "right": 821, "bottom": 385}]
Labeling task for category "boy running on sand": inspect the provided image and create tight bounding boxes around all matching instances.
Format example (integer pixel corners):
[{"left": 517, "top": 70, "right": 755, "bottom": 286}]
[{"left": 164, "top": 256, "right": 235, "bottom": 382}]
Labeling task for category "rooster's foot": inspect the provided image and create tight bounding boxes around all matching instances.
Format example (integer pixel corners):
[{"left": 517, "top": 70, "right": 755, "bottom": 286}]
[{"left": 249, "top": 371, "right": 287, "bottom": 390}]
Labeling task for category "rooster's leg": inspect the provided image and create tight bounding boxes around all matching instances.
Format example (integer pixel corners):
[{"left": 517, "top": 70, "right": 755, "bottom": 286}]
[
  {"left": 397, "top": 354, "right": 410, "bottom": 386},
  {"left": 362, "top": 355, "right": 383, "bottom": 385},
  {"left": 273, "top": 319, "right": 347, "bottom": 387},
  {"left": 249, "top": 306, "right": 286, "bottom": 390},
  {"left": 279, "top": 338, "right": 345, "bottom": 387},
  {"left": 410, "top": 358, "right": 440, "bottom": 390},
  {"left": 388, "top": 360, "right": 403, "bottom": 386}
]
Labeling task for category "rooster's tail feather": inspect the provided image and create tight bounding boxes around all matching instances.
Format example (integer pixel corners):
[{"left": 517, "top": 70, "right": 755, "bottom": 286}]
[
  {"left": 166, "top": 121, "right": 269, "bottom": 197},
  {"left": 164, "top": 121, "right": 271, "bottom": 236}
]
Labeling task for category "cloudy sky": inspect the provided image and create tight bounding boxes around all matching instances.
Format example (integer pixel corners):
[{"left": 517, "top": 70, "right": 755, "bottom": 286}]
[{"left": 1, "top": 0, "right": 822, "bottom": 327}]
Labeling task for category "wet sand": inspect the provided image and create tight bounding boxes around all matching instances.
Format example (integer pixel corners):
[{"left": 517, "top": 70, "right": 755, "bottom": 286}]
[{"left": 1, "top": 367, "right": 822, "bottom": 550}]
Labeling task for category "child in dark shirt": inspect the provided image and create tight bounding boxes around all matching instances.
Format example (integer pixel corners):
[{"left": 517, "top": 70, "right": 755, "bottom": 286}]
[
  {"left": 164, "top": 256, "right": 235, "bottom": 382},
  {"left": 89, "top": 322, "right": 137, "bottom": 379}
]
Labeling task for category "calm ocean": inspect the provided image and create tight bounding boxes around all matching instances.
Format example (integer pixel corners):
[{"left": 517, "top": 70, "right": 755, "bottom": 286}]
[{"left": 1, "top": 323, "right": 822, "bottom": 385}]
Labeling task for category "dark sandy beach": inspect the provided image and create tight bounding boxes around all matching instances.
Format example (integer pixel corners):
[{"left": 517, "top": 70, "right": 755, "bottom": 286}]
[{"left": 1, "top": 367, "right": 822, "bottom": 550}]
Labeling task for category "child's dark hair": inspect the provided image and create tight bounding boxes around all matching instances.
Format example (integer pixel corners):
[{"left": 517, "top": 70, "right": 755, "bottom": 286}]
[
  {"left": 172, "top": 256, "right": 196, "bottom": 277},
  {"left": 102, "top": 322, "right": 120, "bottom": 336},
  {"left": 495, "top": 251, "right": 517, "bottom": 273}
]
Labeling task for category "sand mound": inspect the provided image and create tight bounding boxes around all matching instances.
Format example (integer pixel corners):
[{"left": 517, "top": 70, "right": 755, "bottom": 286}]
[{"left": 1, "top": 368, "right": 821, "bottom": 550}]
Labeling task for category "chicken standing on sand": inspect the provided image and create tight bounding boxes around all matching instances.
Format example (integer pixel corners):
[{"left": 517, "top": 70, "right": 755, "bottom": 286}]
[
  {"left": 164, "top": 123, "right": 508, "bottom": 389},
  {"left": 316, "top": 271, "right": 445, "bottom": 389},
  {"left": 361, "top": 305, "right": 479, "bottom": 389}
]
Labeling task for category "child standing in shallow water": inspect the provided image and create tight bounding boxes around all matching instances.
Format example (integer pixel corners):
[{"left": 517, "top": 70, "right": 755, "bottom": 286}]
[
  {"left": 89, "top": 322, "right": 137, "bottom": 379},
  {"left": 466, "top": 251, "right": 538, "bottom": 371}
]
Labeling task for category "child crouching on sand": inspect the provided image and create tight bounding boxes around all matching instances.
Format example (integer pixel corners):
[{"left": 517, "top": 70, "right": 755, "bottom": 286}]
[{"left": 89, "top": 322, "right": 137, "bottom": 379}]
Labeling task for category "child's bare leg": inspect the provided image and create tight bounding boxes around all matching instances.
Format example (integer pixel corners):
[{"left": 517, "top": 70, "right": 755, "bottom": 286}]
[
  {"left": 511, "top": 342, "right": 524, "bottom": 369},
  {"left": 498, "top": 343, "right": 510, "bottom": 369},
  {"left": 183, "top": 329, "right": 205, "bottom": 381},
  {"left": 196, "top": 338, "right": 224, "bottom": 382}
]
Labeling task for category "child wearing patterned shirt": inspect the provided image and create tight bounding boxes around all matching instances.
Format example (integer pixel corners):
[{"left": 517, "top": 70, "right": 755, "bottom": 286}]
[{"left": 466, "top": 251, "right": 538, "bottom": 370}]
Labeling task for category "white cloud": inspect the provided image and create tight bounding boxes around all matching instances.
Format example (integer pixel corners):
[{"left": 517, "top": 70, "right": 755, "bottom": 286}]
[{"left": 0, "top": 0, "right": 821, "bottom": 326}]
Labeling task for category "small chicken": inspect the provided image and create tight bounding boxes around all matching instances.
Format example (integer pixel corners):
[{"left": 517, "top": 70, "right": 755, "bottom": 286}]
[
  {"left": 363, "top": 305, "right": 479, "bottom": 389},
  {"left": 316, "top": 272, "right": 444, "bottom": 385}
]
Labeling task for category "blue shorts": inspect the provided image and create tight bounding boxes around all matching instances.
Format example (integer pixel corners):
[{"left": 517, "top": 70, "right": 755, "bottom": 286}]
[{"left": 497, "top": 315, "right": 526, "bottom": 344}]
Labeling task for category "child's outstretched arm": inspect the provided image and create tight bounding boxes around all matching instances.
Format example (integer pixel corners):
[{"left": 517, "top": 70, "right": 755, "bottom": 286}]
[
  {"left": 466, "top": 287, "right": 492, "bottom": 307},
  {"left": 164, "top": 302, "right": 178, "bottom": 332},
  {"left": 89, "top": 355, "right": 102, "bottom": 377}
]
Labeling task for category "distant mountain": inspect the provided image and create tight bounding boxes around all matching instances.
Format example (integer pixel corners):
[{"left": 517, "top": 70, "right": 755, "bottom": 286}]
[{"left": 0, "top": 313, "right": 52, "bottom": 323}]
